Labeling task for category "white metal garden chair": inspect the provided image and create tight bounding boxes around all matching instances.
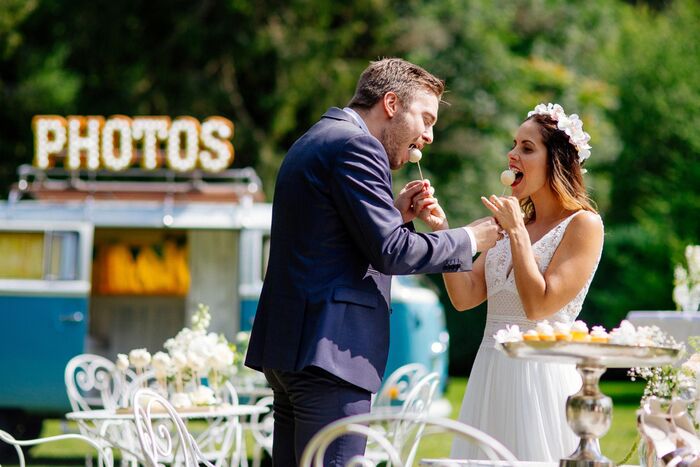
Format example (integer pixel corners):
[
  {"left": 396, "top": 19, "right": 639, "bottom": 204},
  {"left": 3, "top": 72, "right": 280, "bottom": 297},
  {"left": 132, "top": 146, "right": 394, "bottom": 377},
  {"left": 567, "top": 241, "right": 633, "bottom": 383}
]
[
  {"left": 366, "top": 371, "right": 441, "bottom": 466},
  {"left": 248, "top": 395, "right": 274, "bottom": 467},
  {"left": 65, "top": 353, "right": 141, "bottom": 466},
  {"left": 372, "top": 363, "right": 429, "bottom": 409},
  {"left": 0, "top": 429, "right": 114, "bottom": 467},
  {"left": 132, "top": 388, "right": 216, "bottom": 467},
  {"left": 299, "top": 412, "right": 519, "bottom": 467}
]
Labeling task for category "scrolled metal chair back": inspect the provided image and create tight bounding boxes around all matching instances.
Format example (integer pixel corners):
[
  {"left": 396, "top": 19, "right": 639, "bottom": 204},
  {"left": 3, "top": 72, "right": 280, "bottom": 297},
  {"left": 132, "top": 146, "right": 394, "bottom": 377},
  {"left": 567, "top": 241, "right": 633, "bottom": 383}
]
[
  {"left": 372, "top": 363, "right": 429, "bottom": 409},
  {"left": 131, "top": 388, "right": 215, "bottom": 467},
  {"left": 299, "top": 413, "right": 519, "bottom": 467},
  {"left": 65, "top": 353, "right": 130, "bottom": 412}
]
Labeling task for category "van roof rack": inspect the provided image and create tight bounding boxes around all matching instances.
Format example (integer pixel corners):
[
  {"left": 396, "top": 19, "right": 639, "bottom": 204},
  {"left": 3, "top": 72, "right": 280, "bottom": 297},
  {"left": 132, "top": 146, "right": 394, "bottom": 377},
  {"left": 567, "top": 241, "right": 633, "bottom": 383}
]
[{"left": 9, "top": 164, "right": 265, "bottom": 204}]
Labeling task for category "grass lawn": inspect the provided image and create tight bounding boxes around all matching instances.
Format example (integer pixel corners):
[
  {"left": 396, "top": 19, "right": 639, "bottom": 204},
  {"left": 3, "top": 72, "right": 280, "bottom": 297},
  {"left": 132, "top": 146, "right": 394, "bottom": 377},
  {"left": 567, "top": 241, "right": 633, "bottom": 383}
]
[{"left": 18, "top": 378, "right": 644, "bottom": 466}]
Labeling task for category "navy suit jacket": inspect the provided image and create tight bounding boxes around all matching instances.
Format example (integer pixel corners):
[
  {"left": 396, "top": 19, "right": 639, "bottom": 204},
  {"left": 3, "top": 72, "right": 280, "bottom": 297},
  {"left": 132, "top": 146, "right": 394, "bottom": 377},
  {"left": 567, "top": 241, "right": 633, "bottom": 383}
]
[{"left": 245, "top": 108, "right": 473, "bottom": 393}]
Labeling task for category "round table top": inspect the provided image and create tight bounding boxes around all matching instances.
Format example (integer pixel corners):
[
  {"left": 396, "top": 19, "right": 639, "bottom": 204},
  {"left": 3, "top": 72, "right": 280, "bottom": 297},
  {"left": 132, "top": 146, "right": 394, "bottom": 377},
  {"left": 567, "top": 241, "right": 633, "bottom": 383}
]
[
  {"left": 66, "top": 403, "right": 268, "bottom": 421},
  {"left": 498, "top": 340, "right": 681, "bottom": 368}
]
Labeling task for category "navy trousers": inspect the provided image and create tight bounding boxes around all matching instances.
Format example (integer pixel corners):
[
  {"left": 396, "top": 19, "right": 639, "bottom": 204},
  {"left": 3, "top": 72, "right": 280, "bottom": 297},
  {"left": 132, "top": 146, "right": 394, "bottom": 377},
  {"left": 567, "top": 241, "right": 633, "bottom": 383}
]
[{"left": 263, "top": 366, "right": 372, "bottom": 466}]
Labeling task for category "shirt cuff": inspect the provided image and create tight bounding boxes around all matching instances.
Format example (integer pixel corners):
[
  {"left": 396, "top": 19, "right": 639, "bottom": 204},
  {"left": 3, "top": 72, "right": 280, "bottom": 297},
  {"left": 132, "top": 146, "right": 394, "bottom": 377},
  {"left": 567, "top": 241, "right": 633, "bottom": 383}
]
[{"left": 463, "top": 226, "right": 476, "bottom": 258}]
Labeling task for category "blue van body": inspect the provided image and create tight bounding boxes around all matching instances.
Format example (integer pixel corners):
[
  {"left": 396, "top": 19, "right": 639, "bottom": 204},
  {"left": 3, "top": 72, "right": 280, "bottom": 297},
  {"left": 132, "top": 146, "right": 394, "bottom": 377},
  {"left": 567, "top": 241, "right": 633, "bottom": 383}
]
[{"left": 0, "top": 171, "right": 450, "bottom": 433}]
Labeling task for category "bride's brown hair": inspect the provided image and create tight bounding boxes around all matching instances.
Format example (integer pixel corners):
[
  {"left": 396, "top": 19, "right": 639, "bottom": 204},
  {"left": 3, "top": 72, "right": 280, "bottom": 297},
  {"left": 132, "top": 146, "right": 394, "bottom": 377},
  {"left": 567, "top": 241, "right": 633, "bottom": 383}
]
[{"left": 520, "top": 114, "right": 597, "bottom": 222}]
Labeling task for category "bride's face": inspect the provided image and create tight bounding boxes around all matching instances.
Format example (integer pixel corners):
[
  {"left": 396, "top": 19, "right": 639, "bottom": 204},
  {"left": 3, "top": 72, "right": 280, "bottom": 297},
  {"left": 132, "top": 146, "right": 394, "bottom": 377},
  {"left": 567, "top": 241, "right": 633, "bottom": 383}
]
[{"left": 507, "top": 119, "right": 548, "bottom": 200}]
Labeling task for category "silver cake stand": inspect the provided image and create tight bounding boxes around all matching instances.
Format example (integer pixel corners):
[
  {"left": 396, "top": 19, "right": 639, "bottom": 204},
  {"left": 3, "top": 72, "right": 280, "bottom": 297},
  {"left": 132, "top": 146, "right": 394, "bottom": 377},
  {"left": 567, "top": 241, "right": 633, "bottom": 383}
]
[{"left": 499, "top": 340, "right": 681, "bottom": 467}]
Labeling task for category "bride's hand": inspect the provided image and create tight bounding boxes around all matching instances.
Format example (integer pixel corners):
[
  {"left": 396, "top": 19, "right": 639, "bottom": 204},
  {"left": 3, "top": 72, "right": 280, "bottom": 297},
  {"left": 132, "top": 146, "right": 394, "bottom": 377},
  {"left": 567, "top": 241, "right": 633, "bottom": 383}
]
[
  {"left": 412, "top": 181, "right": 448, "bottom": 231},
  {"left": 480, "top": 195, "right": 524, "bottom": 233}
]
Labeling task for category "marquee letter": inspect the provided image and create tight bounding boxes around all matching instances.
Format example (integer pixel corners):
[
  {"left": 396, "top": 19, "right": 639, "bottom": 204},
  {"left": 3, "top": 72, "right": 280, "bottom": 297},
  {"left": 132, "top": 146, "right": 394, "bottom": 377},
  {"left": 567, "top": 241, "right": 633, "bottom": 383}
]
[
  {"left": 32, "top": 116, "right": 67, "bottom": 169},
  {"left": 101, "top": 116, "right": 134, "bottom": 171},
  {"left": 166, "top": 117, "right": 199, "bottom": 172},
  {"left": 67, "top": 116, "right": 104, "bottom": 170},
  {"left": 199, "top": 117, "right": 234, "bottom": 173},
  {"left": 132, "top": 117, "right": 170, "bottom": 170}
]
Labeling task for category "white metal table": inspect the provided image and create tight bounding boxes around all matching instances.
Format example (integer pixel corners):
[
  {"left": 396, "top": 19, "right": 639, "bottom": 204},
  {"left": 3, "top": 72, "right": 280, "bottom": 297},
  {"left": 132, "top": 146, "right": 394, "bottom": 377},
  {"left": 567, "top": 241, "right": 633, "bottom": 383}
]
[{"left": 67, "top": 404, "right": 269, "bottom": 466}]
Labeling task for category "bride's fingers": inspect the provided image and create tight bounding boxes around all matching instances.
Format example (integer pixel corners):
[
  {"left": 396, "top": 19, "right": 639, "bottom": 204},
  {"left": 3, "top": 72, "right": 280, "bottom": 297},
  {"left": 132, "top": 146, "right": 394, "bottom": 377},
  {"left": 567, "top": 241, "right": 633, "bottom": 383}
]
[
  {"left": 489, "top": 195, "right": 504, "bottom": 208},
  {"left": 481, "top": 196, "right": 498, "bottom": 213}
]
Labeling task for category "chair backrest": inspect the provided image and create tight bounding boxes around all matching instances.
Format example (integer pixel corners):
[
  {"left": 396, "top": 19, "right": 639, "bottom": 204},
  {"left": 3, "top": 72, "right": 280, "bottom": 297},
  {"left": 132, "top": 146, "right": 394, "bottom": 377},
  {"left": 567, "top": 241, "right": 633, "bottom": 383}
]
[
  {"left": 367, "top": 372, "right": 441, "bottom": 466},
  {"left": 373, "top": 363, "right": 429, "bottom": 408},
  {"left": 65, "top": 353, "right": 131, "bottom": 412},
  {"left": 299, "top": 413, "right": 519, "bottom": 467},
  {"left": 132, "top": 388, "right": 216, "bottom": 467},
  {"left": 0, "top": 429, "right": 114, "bottom": 467},
  {"left": 249, "top": 395, "right": 274, "bottom": 457}
]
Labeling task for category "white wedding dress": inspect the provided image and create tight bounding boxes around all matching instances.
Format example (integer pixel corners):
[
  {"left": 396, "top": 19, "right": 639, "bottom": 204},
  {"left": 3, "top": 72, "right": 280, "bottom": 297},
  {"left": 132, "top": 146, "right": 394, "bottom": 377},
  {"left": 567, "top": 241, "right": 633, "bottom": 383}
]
[{"left": 451, "top": 210, "right": 603, "bottom": 462}]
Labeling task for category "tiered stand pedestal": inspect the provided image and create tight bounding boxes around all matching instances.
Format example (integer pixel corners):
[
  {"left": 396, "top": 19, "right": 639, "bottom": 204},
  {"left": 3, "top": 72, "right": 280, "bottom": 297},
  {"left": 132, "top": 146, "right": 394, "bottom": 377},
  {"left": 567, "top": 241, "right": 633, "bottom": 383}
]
[{"left": 499, "top": 340, "right": 681, "bottom": 467}]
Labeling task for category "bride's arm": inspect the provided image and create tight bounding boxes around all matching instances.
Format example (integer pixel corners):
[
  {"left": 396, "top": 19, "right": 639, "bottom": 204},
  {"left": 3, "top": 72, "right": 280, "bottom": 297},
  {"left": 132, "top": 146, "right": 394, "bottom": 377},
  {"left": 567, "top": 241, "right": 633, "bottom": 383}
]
[
  {"left": 483, "top": 195, "right": 603, "bottom": 320},
  {"left": 509, "top": 211, "right": 602, "bottom": 320},
  {"left": 442, "top": 252, "right": 487, "bottom": 311}
]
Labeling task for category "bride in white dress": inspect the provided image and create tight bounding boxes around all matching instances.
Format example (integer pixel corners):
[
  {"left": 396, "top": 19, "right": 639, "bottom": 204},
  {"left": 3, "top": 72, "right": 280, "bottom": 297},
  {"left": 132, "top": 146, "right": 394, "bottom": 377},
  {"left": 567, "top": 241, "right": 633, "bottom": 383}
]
[{"left": 415, "top": 103, "right": 604, "bottom": 461}]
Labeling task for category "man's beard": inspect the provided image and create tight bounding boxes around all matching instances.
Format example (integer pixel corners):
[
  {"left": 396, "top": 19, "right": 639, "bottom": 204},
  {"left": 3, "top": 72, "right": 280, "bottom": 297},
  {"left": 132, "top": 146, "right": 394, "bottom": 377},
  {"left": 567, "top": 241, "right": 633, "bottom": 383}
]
[{"left": 381, "top": 113, "right": 412, "bottom": 170}]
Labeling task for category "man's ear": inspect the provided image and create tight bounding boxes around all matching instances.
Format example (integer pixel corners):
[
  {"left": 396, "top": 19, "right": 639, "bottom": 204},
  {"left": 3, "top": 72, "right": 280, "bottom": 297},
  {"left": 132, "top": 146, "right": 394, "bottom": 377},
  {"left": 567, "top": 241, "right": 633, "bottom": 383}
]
[{"left": 382, "top": 92, "right": 400, "bottom": 118}]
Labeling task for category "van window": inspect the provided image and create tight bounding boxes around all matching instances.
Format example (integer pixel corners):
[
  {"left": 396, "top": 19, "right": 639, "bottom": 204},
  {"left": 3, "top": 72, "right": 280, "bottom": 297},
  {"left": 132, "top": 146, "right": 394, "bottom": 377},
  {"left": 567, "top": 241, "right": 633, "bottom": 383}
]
[{"left": 0, "top": 230, "right": 79, "bottom": 280}]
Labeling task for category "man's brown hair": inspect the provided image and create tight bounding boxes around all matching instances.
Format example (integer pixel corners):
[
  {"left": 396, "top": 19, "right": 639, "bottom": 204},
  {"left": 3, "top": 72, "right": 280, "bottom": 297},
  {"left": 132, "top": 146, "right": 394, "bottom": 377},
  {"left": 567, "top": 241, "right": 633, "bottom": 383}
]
[{"left": 348, "top": 58, "right": 445, "bottom": 109}]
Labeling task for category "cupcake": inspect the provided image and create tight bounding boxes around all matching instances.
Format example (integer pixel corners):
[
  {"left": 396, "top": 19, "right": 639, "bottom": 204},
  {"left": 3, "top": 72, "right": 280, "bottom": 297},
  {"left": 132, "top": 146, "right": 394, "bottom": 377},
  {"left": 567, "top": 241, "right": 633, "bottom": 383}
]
[
  {"left": 553, "top": 322, "right": 573, "bottom": 341},
  {"left": 571, "top": 320, "right": 590, "bottom": 342},
  {"left": 590, "top": 325, "right": 609, "bottom": 343},
  {"left": 536, "top": 320, "right": 556, "bottom": 342},
  {"left": 523, "top": 329, "right": 540, "bottom": 341}
]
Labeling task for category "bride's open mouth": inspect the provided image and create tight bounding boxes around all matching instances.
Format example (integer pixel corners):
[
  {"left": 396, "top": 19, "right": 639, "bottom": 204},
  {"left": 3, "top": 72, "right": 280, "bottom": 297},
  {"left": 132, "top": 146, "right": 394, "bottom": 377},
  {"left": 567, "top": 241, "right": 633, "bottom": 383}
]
[{"left": 510, "top": 167, "right": 524, "bottom": 187}]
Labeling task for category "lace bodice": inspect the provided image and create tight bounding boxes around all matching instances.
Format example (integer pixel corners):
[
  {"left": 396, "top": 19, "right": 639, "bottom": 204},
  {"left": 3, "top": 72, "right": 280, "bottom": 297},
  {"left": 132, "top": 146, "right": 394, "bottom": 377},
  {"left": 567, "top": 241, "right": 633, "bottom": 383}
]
[{"left": 480, "top": 211, "right": 603, "bottom": 348}]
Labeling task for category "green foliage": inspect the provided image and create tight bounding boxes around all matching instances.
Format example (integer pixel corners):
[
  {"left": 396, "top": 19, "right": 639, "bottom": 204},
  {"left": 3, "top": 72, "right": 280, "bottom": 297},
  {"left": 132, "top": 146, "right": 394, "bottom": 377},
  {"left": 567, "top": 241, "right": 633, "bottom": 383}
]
[
  {"left": 581, "top": 224, "right": 674, "bottom": 328},
  {"left": 1, "top": 0, "right": 699, "bottom": 375}
]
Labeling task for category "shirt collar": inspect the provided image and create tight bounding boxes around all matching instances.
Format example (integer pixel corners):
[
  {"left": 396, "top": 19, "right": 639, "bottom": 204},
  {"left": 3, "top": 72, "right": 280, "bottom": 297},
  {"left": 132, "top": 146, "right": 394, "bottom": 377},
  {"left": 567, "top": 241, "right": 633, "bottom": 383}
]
[{"left": 342, "top": 107, "right": 370, "bottom": 135}]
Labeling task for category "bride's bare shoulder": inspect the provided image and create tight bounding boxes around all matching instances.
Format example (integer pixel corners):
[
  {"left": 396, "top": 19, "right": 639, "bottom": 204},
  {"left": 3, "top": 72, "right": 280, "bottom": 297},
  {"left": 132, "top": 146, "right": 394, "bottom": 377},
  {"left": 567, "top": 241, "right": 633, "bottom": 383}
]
[{"left": 565, "top": 210, "right": 604, "bottom": 242}]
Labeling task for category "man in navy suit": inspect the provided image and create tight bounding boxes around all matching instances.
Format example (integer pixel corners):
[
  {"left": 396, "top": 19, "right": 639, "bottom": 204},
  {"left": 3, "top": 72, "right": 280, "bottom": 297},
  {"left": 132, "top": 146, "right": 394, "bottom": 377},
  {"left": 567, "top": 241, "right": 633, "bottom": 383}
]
[{"left": 245, "top": 58, "right": 500, "bottom": 465}]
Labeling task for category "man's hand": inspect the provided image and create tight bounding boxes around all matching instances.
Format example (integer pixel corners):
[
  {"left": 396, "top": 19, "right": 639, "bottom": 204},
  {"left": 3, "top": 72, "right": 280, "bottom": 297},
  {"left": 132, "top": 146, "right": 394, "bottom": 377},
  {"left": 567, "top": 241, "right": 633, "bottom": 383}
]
[
  {"left": 467, "top": 216, "right": 501, "bottom": 253},
  {"left": 407, "top": 179, "right": 449, "bottom": 231},
  {"left": 395, "top": 180, "right": 427, "bottom": 224}
]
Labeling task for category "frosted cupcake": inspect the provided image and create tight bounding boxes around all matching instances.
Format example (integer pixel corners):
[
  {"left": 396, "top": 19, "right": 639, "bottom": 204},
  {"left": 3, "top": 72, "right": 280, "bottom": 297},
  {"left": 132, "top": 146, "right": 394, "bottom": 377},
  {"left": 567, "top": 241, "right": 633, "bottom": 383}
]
[
  {"left": 571, "top": 320, "right": 590, "bottom": 342},
  {"left": 553, "top": 322, "right": 573, "bottom": 341},
  {"left": 523, "top": 329, "right": 540, "bottom": 341},
  {"left": 536, "top": 320, "right": 556, "bottom": 342},
  {"left": 590, "top": 325, "right": 609, "bottom": 343}
]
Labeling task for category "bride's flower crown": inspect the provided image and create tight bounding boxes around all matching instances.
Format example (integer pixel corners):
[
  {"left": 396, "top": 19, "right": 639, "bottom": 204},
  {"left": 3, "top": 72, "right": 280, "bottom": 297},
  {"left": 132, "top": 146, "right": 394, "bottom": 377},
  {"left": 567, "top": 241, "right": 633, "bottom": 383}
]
[{"left": 527, "top": 103, "right": 592, "bottom": 165}]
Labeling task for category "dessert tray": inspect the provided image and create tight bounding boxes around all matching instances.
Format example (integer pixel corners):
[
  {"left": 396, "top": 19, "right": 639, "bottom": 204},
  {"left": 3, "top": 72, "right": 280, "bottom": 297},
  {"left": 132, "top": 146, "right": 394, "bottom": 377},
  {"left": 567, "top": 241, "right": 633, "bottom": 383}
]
[{"left": 498, "top": 340, "right": 681, "bottom": 368}]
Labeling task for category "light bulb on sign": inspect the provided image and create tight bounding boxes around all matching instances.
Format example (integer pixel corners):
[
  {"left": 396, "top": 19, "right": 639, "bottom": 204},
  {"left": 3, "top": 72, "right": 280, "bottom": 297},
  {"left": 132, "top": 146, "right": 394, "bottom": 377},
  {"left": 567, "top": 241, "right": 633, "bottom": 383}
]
[
  {"left": 199, "top": 117, "right": 234, "bottom": 173},
  {"left": 33, "top": 116, "right": 67, "bottom": 169},
  {"left": 132, "top": 117, "right": 170, "bottom": 170},
  {"left": 167, "top": 117, "right": 199, "bottom": 172},
  {"left": 101, "top": 116, "right": 133, "bottom": 171},
  {"left": 67, "top": 116, "right": 104, "bottom": 170}
]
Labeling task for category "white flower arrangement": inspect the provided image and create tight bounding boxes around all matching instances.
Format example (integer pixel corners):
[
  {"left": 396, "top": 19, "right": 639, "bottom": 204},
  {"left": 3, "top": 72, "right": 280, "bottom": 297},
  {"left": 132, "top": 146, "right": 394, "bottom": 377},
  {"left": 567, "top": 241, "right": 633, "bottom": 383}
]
[
  {"left": 527, "top": 103, "right": 592, "bottom": 164},
  {"left": 115, "top": 303, "right": 238, "bottom": 408},
  {"left": 628, "top": 333, "right": 689, "bottom": 402},
  {"left": 673, "top": 245, "right": 700, "bottom": 311}
]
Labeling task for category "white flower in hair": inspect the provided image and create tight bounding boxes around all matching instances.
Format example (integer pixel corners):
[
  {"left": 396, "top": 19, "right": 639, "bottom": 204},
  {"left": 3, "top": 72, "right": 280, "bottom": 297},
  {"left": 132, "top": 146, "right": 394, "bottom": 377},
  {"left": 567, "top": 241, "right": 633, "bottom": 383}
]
[{"left": 528, "top": 103, "right": 592, "bottom": 164}]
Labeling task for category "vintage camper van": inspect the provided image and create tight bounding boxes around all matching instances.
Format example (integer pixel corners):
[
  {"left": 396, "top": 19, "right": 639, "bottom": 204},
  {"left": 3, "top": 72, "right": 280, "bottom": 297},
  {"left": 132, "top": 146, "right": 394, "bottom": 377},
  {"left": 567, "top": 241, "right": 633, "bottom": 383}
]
[{"left": 0, "top": 116, "right": 449, "bottom": 439}]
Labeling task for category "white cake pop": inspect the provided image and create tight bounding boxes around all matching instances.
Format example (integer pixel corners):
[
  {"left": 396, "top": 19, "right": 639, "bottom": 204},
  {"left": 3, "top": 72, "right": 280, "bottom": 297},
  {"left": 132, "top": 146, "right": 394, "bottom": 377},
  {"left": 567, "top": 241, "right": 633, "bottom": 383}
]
[
  {"left": 500, "top": 169, "right": 516, "bottom": 186},
  {"left": 409, "top": 147, "right": 424, "bottom": 179},
  {"left": 409, "top": 147, "right": 423, "bottom": 163}
]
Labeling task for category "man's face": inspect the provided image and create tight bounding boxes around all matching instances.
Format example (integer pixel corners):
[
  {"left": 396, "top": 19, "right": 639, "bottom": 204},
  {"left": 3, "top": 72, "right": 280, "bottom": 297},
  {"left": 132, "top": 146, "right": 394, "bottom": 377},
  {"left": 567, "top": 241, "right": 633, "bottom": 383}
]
[{"left": 381, "top": 90, "right": 439, "bottom": 170}]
